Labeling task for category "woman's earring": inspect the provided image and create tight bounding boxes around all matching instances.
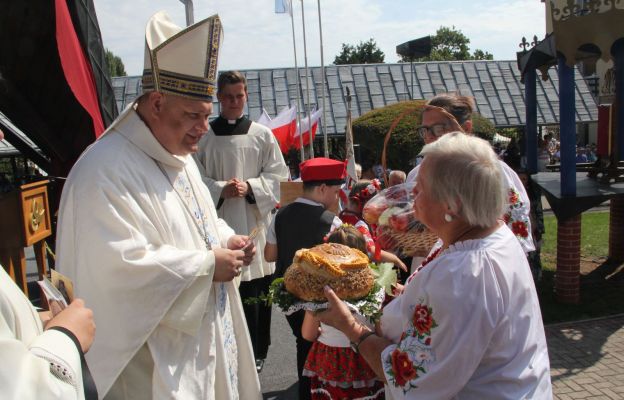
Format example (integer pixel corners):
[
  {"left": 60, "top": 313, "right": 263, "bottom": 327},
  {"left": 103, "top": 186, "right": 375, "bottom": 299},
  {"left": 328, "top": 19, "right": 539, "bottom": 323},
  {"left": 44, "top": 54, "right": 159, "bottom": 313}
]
[{"left": 444, "top": 213, "right": 453, "bottom": 222}]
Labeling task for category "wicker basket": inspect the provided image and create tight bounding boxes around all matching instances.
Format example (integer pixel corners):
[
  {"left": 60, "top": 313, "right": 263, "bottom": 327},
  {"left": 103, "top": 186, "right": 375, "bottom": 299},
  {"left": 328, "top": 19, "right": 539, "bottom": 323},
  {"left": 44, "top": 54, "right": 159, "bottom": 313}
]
[{"left": 377, "top": 225, "right": 439, "bottom": 258}]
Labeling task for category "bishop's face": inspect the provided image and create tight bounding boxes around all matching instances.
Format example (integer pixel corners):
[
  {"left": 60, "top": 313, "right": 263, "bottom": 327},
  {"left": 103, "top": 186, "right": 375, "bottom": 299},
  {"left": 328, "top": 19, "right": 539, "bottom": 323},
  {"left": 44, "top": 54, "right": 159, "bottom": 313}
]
[
  {"left": 151, "top": 93, "right": 213, "bottom": 156},
  {"left": 217, "top": 82, "right": 247, "bottom": 121}
]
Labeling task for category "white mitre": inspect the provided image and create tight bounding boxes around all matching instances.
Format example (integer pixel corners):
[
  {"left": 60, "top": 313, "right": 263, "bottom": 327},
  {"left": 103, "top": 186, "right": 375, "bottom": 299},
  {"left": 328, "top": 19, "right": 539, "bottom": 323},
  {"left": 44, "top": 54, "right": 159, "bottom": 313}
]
[{"left": 141, "top": 11, "right": 223, "bottom": 101}]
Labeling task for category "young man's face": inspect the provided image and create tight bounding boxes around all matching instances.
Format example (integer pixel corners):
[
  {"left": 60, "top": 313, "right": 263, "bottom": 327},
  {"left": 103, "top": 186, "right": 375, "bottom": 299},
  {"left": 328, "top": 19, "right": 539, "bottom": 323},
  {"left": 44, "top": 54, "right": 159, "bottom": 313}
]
[
  {"left": 217, "top": 82, "right": 247, "bottom": 120},
  {"left": 150, "top": 93, "right": 213, "bottom": 156},
  {"left": 320, "top": 184, "right": 341, "bottom": 209}
]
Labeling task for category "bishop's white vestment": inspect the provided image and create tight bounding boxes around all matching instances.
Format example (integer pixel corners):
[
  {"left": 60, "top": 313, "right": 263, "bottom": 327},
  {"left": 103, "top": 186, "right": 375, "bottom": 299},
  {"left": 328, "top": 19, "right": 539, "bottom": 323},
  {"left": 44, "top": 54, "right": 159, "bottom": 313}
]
[{"left": 56, "top": 105, "right": 261, "bottom": 399}]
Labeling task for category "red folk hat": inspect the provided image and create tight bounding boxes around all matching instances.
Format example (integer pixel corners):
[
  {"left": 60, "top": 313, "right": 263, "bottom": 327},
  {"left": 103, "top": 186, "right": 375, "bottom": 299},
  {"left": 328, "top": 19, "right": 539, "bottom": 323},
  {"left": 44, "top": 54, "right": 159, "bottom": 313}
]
[{"left": 299, "top": 157, "right": 347, "bottom": 185}]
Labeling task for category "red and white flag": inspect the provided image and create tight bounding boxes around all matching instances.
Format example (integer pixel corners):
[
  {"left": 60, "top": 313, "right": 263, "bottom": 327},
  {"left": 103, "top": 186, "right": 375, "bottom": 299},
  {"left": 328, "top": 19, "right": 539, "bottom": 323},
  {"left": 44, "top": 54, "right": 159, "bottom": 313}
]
[
  {"left": 256, "top": 106, "right": 297, "bottom": 153},
  {"left": 293, "top": 108, "right": 322, "bottom": 149},
  {"left": 256, "top": 109, "right": 272, "bottom": 127}
]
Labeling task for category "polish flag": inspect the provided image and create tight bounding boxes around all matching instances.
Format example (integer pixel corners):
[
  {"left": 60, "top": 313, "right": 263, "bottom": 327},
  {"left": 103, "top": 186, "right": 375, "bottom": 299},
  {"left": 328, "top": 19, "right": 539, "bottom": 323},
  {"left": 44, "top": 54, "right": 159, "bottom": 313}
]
[
  {"left": 293, "top": 108, "right": 322, "bottom": 149},
  {"left": 256, "top": 106, "right": 297, "bottom": 153}
]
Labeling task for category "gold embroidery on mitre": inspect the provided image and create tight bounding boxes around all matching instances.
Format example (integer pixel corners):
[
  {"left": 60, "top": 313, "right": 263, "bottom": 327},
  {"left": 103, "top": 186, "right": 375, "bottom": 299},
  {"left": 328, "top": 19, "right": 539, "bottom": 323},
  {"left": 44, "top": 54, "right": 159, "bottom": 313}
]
[
  {"left": 142, "top": 14, "right": 222, "bottom": 101},
  {"left": 142, "top": 69, "right": 216, "bottom": 100}
]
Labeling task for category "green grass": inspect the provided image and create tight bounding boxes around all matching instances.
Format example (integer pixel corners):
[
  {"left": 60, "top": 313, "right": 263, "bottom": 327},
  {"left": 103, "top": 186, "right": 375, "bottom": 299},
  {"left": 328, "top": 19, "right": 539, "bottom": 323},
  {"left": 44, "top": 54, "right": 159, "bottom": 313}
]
[
  {"left": 541, "top": 211, "right": 609, "bottom": 258},
  {"left": 537, "top": 211, "right": 624, "bottom": 324}
]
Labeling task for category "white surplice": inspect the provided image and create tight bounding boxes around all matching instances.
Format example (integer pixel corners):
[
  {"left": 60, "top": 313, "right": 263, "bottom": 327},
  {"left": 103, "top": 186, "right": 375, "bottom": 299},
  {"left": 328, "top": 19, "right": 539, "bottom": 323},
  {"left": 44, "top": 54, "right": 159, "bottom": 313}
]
[
  {"left": 379, "top": 225, "right": 552, "bottom": 400},
  {"left": 194, "top": 121, "right": 289, "bottom": 281},
  {"left": 55, "top": 105, "right": 261, "bottom": 399},
  {"left": 0, "top": 267, "right": 85, "bottom": 400}
]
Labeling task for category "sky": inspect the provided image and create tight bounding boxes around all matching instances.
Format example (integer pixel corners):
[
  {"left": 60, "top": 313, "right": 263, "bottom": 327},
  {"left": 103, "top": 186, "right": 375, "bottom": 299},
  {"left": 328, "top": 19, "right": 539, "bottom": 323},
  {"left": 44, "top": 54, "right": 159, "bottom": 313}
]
[{"left": 94, "top": 0, "right": 547, "bottom": 76}]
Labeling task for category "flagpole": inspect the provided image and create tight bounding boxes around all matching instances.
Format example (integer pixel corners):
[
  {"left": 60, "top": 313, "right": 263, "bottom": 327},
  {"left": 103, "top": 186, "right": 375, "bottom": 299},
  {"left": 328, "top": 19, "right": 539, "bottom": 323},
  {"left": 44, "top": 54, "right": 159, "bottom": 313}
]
[
  {"left": 344, "top": 86, "right": 357, "bottom": 185},
  {"left": 300, "top": 0, "right": 314, "bottom": 157},
  {"left": 317, "top": 0, "right": 328, "bottom": 158},
  {"left": 288, "top": 1, "right": 305, "bottom": 161}
]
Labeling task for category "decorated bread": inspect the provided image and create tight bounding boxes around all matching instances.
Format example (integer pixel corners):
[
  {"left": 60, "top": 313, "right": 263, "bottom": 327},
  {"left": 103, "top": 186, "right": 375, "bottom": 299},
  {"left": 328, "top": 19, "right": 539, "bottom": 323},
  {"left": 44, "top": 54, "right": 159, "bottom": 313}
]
[{"left": 284, "top": 243, "right": 374, "bottom": 302}]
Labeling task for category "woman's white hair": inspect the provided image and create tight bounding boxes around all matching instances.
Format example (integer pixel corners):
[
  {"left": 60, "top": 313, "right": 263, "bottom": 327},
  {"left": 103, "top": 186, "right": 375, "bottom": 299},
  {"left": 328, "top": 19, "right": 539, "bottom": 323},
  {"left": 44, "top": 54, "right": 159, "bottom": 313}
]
[{"left": 419, "top": 132, "right": 506, "bottom": 227}]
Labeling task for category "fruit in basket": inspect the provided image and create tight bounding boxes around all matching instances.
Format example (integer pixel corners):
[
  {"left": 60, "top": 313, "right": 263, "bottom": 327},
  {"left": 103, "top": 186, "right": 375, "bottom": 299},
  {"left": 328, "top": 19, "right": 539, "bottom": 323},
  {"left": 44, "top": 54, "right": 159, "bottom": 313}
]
[
  {"left": 389, "top": 213, "right": 410, "bottom": 233},
  {"left": 362, "top": 203, "right": 388, "bottom": 225},
  {"left": 284, "top": 243, "right": 374, "bottom": 302},
  {"left": 378, "top": 206, "right": 400, "bottom": 226}
]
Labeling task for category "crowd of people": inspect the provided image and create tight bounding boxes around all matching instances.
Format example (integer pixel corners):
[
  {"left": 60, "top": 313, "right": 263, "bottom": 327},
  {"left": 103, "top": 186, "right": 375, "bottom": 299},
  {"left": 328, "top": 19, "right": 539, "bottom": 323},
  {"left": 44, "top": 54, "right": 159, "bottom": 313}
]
[{"left": 1, "top": 10, "right": 554, "bottom": 400}]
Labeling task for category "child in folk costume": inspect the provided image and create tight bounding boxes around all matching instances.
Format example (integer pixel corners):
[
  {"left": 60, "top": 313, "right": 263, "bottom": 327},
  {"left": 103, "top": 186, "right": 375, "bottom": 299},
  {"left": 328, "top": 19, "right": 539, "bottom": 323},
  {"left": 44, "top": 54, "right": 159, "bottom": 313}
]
[
  {"left": 339, "top": 180, "right": 407, "bottom": 272},
  {"left": 302, "top": 225, "right": 385, "bottom": 400},
  {"left": 265, "top": 157, "right": 346, "bottom": 400}
]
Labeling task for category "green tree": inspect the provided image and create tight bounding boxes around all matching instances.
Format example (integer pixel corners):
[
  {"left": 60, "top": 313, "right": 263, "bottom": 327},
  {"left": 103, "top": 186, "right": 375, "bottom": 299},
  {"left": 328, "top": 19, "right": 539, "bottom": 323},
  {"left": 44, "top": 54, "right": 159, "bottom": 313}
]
[
  {"left": 333, "top": 38, "right": 385, "bottom": 65},
  {"left": 398, "top": 26, "right": 493, "bottom": 62},
  {"left": 105, "top": 48, "right": 126, "bottom": 77},
  {"left": 472, "top": 49, "right": 494, "bottom": 60}
]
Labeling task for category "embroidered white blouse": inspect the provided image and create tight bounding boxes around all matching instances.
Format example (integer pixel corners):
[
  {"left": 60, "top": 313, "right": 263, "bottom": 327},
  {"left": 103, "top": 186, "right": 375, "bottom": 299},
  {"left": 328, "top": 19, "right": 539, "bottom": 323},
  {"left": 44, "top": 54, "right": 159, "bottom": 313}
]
[{"left": 379, "top": 225, "right": 552, "bottom": 399}]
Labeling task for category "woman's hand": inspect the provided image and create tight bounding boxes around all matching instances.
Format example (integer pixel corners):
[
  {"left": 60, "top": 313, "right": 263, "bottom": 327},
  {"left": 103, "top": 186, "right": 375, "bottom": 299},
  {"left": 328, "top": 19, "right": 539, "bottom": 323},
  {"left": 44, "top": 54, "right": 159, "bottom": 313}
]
[
  {"left": 315, "top": 286, "right": 365, "bottom": 342},
  {"left": 392, "top": 283, "right": 405, "bottom": 296}
]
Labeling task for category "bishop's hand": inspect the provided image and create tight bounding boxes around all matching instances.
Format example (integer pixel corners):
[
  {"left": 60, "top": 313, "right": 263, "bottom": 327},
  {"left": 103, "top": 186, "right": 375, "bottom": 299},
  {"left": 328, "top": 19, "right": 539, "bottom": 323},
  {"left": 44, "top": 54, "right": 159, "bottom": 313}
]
[
  {"left": 227, "top": 234, "right": 256, "bottom": 266},
  {"left": 213, "top": 247, "right": 245, "bottom": 281}
]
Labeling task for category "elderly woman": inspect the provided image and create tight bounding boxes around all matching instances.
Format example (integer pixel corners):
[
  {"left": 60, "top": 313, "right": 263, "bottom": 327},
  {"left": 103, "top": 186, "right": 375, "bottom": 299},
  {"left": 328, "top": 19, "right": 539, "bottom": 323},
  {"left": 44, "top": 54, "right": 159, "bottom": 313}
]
[
  {"left": 407, "top": 94, "right": 534, "bottom": 255},
  {"left": 317, "top": 133, "right": 552, "bottom": 399}
]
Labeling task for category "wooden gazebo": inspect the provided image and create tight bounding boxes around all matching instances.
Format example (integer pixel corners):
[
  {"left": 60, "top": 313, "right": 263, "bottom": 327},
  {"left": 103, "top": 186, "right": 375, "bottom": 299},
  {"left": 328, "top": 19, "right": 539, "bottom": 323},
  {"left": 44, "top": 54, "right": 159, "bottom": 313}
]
[{"left": 518, "top": 1, "right": 624, "bottom": 303}]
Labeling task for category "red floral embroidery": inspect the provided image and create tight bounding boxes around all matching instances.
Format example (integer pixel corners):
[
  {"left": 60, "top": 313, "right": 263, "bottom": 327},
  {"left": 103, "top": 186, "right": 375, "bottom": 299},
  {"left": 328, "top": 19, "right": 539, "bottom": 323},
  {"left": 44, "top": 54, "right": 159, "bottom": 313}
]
[
  {"left": 509, "top": 191, "right": 519, "bottom": 205},
  {"left": 390, "top": 348, "right": 418, "bottom": 387},
  {"left": 412, "top": 305, "right": 434, "bottom": 335},
  {"left": 511, "top": 221, "right": 529, "bottom": 238}
]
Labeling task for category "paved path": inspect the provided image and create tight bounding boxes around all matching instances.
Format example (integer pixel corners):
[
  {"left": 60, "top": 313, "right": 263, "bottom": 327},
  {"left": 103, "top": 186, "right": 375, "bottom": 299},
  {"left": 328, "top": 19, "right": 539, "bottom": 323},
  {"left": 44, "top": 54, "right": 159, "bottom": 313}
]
[
  {"left": 547, "top": 315, "right": 624, "bottom": 400},
  {"left": 260, "top": 311, "right": 624, "bottom": 399}
]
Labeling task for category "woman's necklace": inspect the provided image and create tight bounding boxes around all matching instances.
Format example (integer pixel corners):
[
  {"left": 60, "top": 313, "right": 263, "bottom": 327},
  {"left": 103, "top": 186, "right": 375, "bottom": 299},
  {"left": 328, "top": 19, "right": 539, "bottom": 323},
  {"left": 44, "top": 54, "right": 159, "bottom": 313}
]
[
  {"left": 155, "top": 161, "right": 212, "bottom": 250},
  {"left": 443, "top": 225, "right": 480, "bottom": 250},
  {"left": 408, "top": 225, "right": 482, "bottom": 282}
]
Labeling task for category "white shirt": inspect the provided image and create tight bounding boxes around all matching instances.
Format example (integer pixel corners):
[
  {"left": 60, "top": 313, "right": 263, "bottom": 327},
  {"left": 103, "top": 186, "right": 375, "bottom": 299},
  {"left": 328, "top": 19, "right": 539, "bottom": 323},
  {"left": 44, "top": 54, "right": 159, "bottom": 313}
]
[
  {"left": 266, "top": 197, "right": 342, "bottom": 244},
  {"left": 379, "top": 225, "right": 552, "bottom": 399}
]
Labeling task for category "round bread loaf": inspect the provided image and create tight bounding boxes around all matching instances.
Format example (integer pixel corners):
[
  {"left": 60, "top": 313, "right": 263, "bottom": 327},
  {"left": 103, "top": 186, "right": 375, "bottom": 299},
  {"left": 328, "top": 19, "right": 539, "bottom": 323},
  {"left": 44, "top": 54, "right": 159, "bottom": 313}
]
[{"left": 283, "top": 243, "right": 374, "bottom": 301}]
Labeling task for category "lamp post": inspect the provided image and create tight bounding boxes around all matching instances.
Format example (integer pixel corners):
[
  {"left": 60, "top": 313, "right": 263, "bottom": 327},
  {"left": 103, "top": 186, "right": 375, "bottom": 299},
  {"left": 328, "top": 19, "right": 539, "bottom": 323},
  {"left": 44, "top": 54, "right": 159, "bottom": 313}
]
[{"left": 396, "top": 36, "right": 432, "bottom": 100}]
